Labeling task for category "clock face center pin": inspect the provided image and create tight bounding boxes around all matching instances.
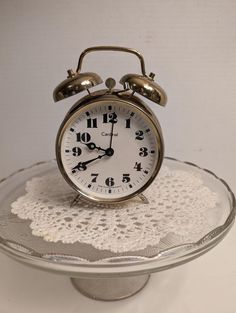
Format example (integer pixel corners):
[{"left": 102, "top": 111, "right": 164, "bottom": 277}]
[{"left": 105, "top": 147, "right": 114, "bottom": 157}]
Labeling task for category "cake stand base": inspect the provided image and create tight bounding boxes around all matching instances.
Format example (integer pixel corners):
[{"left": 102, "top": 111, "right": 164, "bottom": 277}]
[
  {"left": 71, "top": 274, "right": 150, "bottom": 301},
  {"left": 0, "top": 159, "right": 234, "bottom": 302}
]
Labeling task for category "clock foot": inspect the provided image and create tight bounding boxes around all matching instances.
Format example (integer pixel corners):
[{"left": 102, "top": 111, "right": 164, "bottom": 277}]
[
  {"left": 70, "top": 274, "right": 150, "bottom": 301},
  {"left": 137, "top": 193, "right": 149, "bottom": 204}
]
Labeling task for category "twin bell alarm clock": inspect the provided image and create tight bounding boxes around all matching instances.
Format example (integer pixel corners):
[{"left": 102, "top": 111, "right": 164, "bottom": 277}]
[{"left": 53, "top": 46, "right": 167, "bottom": 204}]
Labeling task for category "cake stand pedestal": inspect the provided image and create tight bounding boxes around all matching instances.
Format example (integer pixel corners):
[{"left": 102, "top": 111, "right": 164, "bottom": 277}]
[
  {"left": 0, "top": 158, "right": 235, "bottom": 301},
  {"left": 71, "top": 275, "right": 150, "bottom": 301}
]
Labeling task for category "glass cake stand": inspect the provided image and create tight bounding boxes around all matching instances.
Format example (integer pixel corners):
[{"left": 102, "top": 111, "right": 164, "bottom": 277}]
[{"left": 0, "top": 158, "right": 235, "bottom": 301}]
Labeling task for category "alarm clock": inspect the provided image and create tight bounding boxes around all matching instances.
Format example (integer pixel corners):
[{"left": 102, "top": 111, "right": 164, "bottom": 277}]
[{"left": 53, "top": 46, "right": 167, "bottom": 204}]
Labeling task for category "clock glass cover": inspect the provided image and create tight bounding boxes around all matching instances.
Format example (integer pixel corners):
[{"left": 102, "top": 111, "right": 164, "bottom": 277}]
[{"left": 56, "top": 98, "right": 163, "bottom": 203}]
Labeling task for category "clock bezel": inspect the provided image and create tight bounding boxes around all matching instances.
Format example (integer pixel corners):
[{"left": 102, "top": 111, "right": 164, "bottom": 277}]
[{"left": 56, "top": 91, "right": 164, "bottom": 204}]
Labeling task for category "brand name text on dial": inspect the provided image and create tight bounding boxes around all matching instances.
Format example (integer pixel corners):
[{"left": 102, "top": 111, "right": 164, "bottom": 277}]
[{"left": 101, "top": 132, "right": 118, "bottom": 136}]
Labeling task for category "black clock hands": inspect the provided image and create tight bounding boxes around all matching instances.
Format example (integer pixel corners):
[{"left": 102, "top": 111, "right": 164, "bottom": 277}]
[
  {"left": 80, "top": 116, "right": 116, "bottom": 157},
  {"left": 83, "top": 142, "right": 113, "bottom": 156},
  {"left": 72, "top": 154, "right": 106, "bottom": 171},
  {"left": 83, "top": 142, "right": 106, "bottom": 152},
  {"left": 74, "top": 114, "right": 116, "bottom": 173},
  {"left": 72, "top": 146, "right": 114, "bottom": 172},
  {"left": 109, "top": 121, "right": 115, "bottom": 149}
]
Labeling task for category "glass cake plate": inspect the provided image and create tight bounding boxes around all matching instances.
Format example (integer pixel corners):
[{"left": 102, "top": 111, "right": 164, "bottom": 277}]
[{"left": 0, "top": 158, "right": 235, "bottom": 301}]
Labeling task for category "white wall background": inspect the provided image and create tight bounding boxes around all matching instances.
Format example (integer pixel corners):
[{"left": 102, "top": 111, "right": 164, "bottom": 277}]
[
  {"left": 1, "top": 0, "right": 236, "bottom": 184},
  {"left": 0, "top": 1, "right": 236, "bottom": 312}
]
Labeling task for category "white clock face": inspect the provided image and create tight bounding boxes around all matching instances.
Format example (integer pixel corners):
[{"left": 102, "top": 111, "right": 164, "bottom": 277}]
[{"left": 57, "top": 98, "right": 163, "bottom": 202}]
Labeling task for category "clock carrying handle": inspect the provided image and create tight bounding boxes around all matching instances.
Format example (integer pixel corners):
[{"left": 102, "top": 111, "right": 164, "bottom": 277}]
[{"left": 76, "top": 46, "right": 147, "bottom": 76}]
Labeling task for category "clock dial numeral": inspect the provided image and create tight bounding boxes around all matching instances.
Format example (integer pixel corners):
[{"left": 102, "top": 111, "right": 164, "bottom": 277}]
[
  {"left": 105, "top": 177, "right": 115, "bottom": 187},
  {"left": 122, "top": 173, "right": 131, "bottom": 183},
  {"left": 87, "top": 118, "right": 97, "bottom": 128},
  {"left": 111, "top": 113, "right": 118, "bottom": 123},
  {"left": 103, "top": 112, "right": 118, "bottom": 124},
  {"left": 91, "top": 173, "right": 99, "bottom": 183},
  {"left": 103, "top": 113, "right": 108, "bottom": 123},
  {"left": 135, "top": 130, "right": 144, "bottom": 140},
  {"left": 139, "top": 147, "right": 148, "bottom": 157},
  {"left": 77, "top": 163, "right": 87, "bottom": 171},
  {"left": 72, "top": 147, "right": 82, "bottom": 156},
  {"left": 134, "top": 162, "right": 142, "bottom": 171},
  {"left": 76, "top": 132, "right": 91, "bottom": 143},
  {"left": 125, "top": 118, "right": 131, "bottom": 128}
]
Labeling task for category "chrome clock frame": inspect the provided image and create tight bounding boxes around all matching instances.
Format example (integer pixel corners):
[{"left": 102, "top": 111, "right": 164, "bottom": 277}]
[{"left": 56, "top": 90, "right": 164, "bottom": 204}]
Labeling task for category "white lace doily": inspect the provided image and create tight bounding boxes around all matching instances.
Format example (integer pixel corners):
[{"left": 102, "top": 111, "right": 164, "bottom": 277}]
[{"left": 11, "top": 166, "right": 219, "bottom": 253}]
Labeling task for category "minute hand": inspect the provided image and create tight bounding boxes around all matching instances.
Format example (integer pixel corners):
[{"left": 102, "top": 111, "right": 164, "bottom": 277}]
[
  {"left": 109, "top": 122, "right": 115, "bottom": 149},
  {"left": 72, "top": 154, "right": 106, "bottom": 171}
]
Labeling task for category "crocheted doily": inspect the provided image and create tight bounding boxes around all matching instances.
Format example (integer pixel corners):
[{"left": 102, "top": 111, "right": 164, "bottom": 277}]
[{"left": 11, "top": 166, "right": 219, "bottom": 253}]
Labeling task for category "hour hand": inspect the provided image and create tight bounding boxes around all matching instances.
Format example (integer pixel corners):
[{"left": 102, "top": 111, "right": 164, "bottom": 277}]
[{"left": 84, "top": 142, "right": 106, "bottom": 152}]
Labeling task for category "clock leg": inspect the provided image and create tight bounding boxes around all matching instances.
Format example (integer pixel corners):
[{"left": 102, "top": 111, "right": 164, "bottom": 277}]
[
  {"left": 70, "top": 274, "right": 150, "bottom": 301},
  {"left": 137, "top": 193, "right": 149, "bottom": 204}
]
